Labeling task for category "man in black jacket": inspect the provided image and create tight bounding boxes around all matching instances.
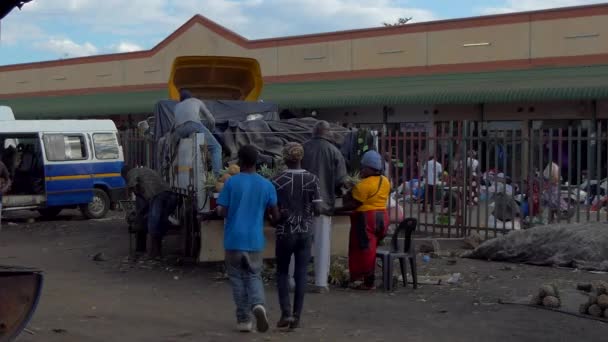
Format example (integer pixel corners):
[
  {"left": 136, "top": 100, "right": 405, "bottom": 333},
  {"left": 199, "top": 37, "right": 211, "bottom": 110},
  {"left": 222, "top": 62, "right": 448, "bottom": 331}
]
[{"left": 302, "top": 121, "right": 347, "bottom": 293}]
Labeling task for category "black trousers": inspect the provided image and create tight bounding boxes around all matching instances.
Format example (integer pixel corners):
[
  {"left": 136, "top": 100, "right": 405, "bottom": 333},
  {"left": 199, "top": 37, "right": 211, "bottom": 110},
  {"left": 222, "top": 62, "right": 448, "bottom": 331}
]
[
  {"left": 423, "top": 185, "right": 436, "bottom": 211},
  {"left": 276, "top": 235, "right": 312, "bottom": 318}
]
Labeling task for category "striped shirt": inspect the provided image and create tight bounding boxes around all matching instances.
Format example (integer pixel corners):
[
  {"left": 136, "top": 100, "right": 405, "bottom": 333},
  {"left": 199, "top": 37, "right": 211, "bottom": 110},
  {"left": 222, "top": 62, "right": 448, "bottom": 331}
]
[{"left": 127, "top": 167, "right": 169, "bottom": 200}]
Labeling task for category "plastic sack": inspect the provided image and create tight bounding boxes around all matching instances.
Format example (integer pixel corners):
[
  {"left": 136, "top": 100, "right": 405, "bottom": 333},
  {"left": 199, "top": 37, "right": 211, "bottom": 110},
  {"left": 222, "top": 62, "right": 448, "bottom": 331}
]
[{"left": 487, "top": 215, "right": 521, "bottom": 230}]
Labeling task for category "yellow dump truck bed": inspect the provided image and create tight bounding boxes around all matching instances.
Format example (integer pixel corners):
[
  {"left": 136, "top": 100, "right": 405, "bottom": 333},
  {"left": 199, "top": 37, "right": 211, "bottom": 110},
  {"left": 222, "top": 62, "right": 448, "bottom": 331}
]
[{"left": 168, "top": 56, "right": 263, "bottom": 101}]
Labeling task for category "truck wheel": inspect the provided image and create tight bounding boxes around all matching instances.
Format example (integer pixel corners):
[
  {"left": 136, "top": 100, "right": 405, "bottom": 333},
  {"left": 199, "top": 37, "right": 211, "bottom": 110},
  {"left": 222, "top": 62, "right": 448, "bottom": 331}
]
[
  {"left": 81, "top": 189, "right": 110, "bottom": 219},
  {"left": 38, "top": 207, "right": 62, "bottom": 218}
]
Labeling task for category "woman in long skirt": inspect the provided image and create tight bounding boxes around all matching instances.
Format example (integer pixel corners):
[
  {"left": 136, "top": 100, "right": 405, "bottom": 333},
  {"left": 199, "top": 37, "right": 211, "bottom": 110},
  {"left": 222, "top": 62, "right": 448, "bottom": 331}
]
[{"left": 342, "top": 150, "right": 391, "bottom": 290}]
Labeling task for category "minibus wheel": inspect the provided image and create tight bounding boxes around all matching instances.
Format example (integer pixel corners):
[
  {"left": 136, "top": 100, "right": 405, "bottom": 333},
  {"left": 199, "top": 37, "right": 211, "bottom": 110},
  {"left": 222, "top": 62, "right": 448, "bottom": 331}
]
[{"left": 81, "top": 189, "right": 110, "bottom": 219}]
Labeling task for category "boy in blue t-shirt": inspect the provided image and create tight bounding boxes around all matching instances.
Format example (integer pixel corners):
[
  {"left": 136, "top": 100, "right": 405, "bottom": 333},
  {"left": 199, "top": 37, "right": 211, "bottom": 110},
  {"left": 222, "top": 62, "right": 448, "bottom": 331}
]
[{"left": 217, "top": 145, "right": 279, "bottom": 333}]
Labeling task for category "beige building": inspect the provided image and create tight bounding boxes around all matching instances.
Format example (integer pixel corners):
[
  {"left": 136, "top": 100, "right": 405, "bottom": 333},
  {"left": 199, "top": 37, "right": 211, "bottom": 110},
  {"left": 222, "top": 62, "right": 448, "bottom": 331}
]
[{"left": 0, "top": 3, "right": 607, "bottom": 131}]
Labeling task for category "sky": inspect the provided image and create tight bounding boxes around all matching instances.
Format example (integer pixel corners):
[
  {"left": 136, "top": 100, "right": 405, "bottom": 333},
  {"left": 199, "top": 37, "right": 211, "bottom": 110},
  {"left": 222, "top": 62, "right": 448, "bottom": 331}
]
[{"left": 0, "top": 0, "right": 605, "bottom": 66}]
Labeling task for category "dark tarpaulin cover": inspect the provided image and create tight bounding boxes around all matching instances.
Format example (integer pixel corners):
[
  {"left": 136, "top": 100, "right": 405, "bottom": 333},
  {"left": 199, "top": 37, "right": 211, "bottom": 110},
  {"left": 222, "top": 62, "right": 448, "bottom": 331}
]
[
  {"left": 153, "top": 99, "right": 279, "bottom": 139},
  {"left": 218, "top": 117, "right": 352, "bottom": 165},
  {"left": 152, "top": 100, "right": 365, "bottom": 170}
]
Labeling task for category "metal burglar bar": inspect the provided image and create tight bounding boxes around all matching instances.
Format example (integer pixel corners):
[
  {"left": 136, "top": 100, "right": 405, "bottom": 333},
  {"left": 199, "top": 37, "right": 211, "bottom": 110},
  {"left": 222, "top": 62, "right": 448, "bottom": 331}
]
[
  {"left": 119, "top": 120, "right": 608, "bottom": 238},
  {"left": 378, "top": 120, "right": 608, "bottom": 238},
  {"left": 119, "top": 129, "right": 153, "bottom": 168}
]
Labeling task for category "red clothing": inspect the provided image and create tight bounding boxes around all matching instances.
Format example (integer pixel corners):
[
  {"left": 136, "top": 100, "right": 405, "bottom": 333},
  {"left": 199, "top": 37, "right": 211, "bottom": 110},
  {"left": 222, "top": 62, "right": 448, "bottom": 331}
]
[{"left": 348, "top": 210, "right": 389, "bottom": 282}]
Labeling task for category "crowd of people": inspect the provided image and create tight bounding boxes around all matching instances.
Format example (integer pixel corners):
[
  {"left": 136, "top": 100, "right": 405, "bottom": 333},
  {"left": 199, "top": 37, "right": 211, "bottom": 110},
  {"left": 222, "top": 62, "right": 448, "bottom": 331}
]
[
  {"left": 122, "top": 112, "right": 393, "bottom": 333},
  {"left": 214, "top": 121, "right": 391, "bottom": 332}
]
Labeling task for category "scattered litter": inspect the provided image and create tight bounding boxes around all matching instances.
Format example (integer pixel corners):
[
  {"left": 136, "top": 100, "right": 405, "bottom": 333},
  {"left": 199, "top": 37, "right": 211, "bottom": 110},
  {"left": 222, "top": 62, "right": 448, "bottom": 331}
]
[
  {"left": 23, "top": 328, "right": 35, "bottom": 335},
  {"left": 422, "top": 255, "right": 431, "bottom": 263},
  {"left": 173, "top": 276, "right": 180, "bottom": 280},
  {"left": 577, "top": 283, "right": 593, "bottom": 292},
  {"left": 7, "top": 222, "right": 18, "bottom": 226},
  {"left": 447, "top": 273, "right": 461, "bottom": 284},
  {"left": 52, "top": 329, "right": 67, "bottom": 334},
  {"left": 418, "top": 244, "right": 434, "bottom": 254},
  {"left": 92, "top": 252, "right": 108, "bottom": 262}
]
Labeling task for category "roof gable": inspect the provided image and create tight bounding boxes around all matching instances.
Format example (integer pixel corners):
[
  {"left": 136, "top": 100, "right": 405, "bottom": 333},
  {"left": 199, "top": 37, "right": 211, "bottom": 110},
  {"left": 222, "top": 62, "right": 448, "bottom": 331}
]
[{"left": 1, "top": 2, "right": 608, "bottom": 72}]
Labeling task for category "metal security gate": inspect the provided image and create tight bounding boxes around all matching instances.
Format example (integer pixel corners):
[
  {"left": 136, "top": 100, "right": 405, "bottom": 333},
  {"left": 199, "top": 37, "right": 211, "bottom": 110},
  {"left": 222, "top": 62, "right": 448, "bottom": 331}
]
[
  {"left": 119, "top": 129, "right": 153, "bottom": 168},
  {"left": 379, "top": 120, "right": 608, "bottom": 238}
]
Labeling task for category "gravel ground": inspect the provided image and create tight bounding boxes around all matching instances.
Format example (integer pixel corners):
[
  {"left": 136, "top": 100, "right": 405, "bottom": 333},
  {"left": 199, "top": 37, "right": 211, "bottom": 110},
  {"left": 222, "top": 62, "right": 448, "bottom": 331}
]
[{"left": 1, "top": 210, "right": 606, "bottom": 342}]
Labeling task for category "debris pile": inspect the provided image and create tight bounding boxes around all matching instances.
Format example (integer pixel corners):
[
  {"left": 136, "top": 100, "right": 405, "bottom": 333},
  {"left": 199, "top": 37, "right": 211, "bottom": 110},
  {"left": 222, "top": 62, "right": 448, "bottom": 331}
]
[
  {"left": 463, "top": 223, "right": 608, "bottom": 271},
  {"left": 578, "top": 281, "right": 608, "bottom": 318},
  {"left": 530, "top": 284, "right": 561, "bottom": 308}
]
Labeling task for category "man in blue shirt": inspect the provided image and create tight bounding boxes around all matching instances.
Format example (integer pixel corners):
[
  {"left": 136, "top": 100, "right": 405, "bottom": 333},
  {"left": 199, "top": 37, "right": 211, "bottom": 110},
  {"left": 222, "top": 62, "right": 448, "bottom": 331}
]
[{"left": 217, "top": 145, "right": 279, "bottom": 333}]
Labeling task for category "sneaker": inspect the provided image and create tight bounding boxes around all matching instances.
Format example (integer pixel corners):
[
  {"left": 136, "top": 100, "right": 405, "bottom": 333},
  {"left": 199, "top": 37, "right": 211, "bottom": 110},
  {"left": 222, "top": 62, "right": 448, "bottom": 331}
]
[
  {"left": 289, "top": 317, "right": 300, "bottom": 330},
  {"left": 236, "top": 321, "right": 252, "bottom": 333},
  {"left": 252, "top": 305, "right": 269, "bottom": 333},
  {"left": 276, "top": 316, "right": 293, "bottom": 329}
]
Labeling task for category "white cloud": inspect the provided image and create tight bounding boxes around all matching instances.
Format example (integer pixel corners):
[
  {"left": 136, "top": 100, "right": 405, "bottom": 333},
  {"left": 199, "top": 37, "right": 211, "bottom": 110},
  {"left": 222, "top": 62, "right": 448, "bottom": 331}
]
[
  {"left": 479, "top": 0, "right": 605, "bottom": 15},
  {"left": 0, "top": 22, "right": 44, "bottom": 45},
  {"left": 113, "top": 42, "right": 144, "bottom": 53},
  {"left": 17, "top": 0, "right": 437, "bottom": 39},
  {"left": 240, "top": 0, "right": 437, "bottom": 37},
  {"left": 36, "top": 38, "right": 98, "bottom": 58},
  {"left": 2, "top": 0, "right": 438, "bottom": 64}
]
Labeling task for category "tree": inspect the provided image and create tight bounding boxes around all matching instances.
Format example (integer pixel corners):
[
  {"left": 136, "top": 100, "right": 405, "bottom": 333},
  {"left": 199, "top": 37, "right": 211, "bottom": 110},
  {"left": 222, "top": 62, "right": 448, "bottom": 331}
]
[{"left": 383, "top": 17, "right": 413, "bottom": 27}]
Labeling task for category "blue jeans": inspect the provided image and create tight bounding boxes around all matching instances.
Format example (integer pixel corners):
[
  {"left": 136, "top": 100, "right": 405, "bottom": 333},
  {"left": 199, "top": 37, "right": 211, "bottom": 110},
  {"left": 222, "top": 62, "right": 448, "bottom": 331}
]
[
  {"left": 225, "top": 250, "right": 265, "bottom": 323},
  {"left": 175, "top": 121, "right": 222, "bottom": 177},
  {"left": 276, "top": 234, "right": 312, "bottom": 318},
  {"left": 148, "top": 191, "right": 178, "bottom": 237}
]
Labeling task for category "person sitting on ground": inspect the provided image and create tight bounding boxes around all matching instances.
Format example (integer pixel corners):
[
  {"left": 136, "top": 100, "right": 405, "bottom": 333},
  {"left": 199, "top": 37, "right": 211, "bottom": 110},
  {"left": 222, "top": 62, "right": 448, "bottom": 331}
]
[
  {"left": 272, "top": 142, "right": 321, "bottom": 330},
  {"left": 173, "top": 89, "right": 223, "bottom": 177},
  {"left": 121, "top": 166, "right": 177, "bottom": 259},
  {"left": 216, "top": 145, "right": 280, "bottom": 333},
  {"left": 340, "top": 150, "right": 391, "bottom": 290}
]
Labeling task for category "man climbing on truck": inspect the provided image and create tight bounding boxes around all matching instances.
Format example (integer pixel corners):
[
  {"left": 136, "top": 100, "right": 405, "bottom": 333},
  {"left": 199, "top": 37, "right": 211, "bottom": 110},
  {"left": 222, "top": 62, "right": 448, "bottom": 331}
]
[{"left": 173, "top": 89, "right": 223, "bottom": 177}]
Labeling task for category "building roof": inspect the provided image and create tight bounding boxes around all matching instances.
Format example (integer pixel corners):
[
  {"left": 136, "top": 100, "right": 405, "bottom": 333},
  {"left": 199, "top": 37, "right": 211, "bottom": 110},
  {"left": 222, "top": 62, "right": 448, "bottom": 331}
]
[
  {"left": 1, "top": 2, "right": 607, "bottom": 72},
  {"left": 6, "top": 64, "right": 608, "bottom": 118},
  {"left": 2, "top": 3, "right": 608, "bottom": 117}
]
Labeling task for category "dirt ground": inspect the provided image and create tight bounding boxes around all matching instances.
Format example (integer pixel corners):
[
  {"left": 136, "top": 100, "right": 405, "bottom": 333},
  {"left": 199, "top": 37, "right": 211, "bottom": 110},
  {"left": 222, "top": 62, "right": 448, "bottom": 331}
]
[{"left": 1, "top": 210, "right": 607, "bottom": 342}]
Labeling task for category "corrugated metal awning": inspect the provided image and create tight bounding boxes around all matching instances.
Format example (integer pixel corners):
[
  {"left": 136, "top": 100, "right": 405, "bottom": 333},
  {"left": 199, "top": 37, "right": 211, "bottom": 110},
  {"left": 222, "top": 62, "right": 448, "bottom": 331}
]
[
  {"left": 261, "top": 65, "right": 608, "bottom": 107},
  {"left": 2, "top": 64, "right": 608, "bottom": 118}
]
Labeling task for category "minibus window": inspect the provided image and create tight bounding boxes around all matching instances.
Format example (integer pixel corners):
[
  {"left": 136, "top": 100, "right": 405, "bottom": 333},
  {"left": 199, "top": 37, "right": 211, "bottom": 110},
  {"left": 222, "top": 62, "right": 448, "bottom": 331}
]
[
  {"left": 93, "top": 133, "right": 119, "bottom": 160},
  {"left": 43, "top": 134, "right": 87, "bottom": 161}
]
